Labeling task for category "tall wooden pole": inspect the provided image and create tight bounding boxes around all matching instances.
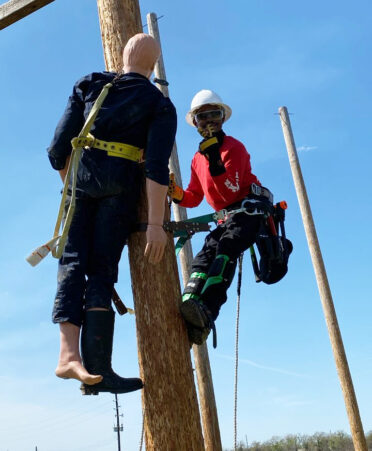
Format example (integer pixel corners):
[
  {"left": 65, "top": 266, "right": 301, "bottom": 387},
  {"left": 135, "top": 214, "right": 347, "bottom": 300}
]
[
  {"left": 96, "top": 2, "right": 204, "bottom": 450},
  {"left": 278, "top": 106, "right": 367, "bottom": 451},
  {"left": 147, "top": 12, "right": 222, "bottom": 451}
]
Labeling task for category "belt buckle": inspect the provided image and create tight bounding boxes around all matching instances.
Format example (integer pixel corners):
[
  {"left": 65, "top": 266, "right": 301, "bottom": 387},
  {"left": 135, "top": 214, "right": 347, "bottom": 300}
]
[{"left": 241, "top": 198, "right": 260, "bottom": 215}]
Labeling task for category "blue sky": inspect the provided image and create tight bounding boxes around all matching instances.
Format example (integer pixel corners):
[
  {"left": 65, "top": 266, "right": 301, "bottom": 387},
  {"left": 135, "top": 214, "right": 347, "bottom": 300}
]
[{"left": 1, "top": 0, "right": 371, "bottom": 449}]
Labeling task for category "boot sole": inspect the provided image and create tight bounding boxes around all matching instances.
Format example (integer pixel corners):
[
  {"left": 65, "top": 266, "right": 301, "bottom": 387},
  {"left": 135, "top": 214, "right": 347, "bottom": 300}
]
[
  {"left": 81, "top": 383, "right": 143, "bottom": 396},
  {"left": 187, "top": 326, "right": 210, "bottom": 346},
  {"left": 180, "top": 300, "right": 207, "bottom": 329}
]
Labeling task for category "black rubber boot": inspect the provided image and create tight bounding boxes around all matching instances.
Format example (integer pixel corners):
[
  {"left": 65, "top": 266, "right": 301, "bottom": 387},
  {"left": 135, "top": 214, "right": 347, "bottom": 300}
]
[{"left": 80, "top": 310, "right": 143, "bottom": 395}]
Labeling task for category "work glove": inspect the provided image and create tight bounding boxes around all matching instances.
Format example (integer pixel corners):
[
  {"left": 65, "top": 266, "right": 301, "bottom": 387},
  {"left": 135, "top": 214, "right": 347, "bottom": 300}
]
[
  {"left": 199, "top": 136, "right": 226, "bottom": 176},
  {"left": 168, "top": 173, "right": 184, "bottom": 203}
]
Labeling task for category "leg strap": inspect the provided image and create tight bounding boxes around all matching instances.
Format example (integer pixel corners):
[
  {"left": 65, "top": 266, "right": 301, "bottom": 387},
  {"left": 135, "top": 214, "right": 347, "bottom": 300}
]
[
  {"left": 182, "top": 271, "right": 208, "bottom": 302},
  {"left": 201, "top": 254, "right": 236, "bottom": 295}
]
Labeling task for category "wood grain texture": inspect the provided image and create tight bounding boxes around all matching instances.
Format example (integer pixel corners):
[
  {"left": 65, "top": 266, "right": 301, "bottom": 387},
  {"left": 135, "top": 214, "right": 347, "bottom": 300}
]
[
  {"left": 97, "top": 2, "right": 204, "bottom": 449},
  {"left": 147, "top": 12, "right": 222, "bottom": 450}
]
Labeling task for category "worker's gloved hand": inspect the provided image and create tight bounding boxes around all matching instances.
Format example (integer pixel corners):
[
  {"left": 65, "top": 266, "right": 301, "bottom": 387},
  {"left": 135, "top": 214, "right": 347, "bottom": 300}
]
[
  {"left": 168, "top": 173, "right": 184, "bottom": 203},
  {"left": 198, "top": 137, "right": 226, "bottom": 176},
  {"left": 145, "top": 224, "right": 167, "bottom": 264}
]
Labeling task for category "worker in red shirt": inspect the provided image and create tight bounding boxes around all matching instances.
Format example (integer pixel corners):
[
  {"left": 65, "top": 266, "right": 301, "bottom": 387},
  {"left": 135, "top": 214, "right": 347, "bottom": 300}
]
[{"left": 168, "top": 89, "right": 273, "bottom": 346}]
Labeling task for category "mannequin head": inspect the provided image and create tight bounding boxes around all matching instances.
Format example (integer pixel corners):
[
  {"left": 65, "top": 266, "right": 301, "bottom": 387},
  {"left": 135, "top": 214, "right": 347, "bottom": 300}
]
[{"left": 122, "top": 33, "right": 161, "bottom": 79}]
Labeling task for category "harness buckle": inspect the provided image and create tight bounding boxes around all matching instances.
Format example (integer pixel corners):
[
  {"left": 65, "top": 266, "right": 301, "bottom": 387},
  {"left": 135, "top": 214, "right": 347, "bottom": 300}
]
[
  {"left": 250, "top": 183, "right": 274, "bottom": 203},
  {"left": 241, "top": 198, "right": 264, "bottom": 216},
  {"left": 213, "top": 209, "right": 228, "bottom": 222}
]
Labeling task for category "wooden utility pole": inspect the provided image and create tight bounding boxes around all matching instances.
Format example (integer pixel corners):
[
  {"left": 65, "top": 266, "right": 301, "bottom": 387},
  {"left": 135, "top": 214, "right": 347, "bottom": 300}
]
[
  {"left": 147, "top": 12, "right": 222, "bottom": 451},
  {"left": 0, "top": 0, "right": 54, "bottom": 30},
  {"left": 96, "top": 1, "right": 204, "bottom": 450},
  {"left": 278, "top": 106, "right": 367, "bottom": 451}
]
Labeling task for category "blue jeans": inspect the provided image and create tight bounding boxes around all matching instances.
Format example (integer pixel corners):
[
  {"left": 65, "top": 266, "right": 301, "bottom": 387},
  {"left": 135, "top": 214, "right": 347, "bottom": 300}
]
[{"left": 52, "top": 191, "right": 138, "bottom": 327}]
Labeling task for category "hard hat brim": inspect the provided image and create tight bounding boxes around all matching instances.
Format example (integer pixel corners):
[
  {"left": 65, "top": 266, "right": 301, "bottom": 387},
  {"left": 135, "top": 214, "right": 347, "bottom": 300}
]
[{"left": 185, "top": 103, "right": 232, "bottom": 127}]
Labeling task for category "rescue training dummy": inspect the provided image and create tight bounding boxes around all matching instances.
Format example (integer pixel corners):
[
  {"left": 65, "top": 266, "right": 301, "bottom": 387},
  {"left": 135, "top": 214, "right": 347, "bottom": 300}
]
[
  {"left": 47, "top": 34, "right": 177, "bottom": 395},
  {"left": 168, "top": 90, "right": 282, "bottom": 346}
]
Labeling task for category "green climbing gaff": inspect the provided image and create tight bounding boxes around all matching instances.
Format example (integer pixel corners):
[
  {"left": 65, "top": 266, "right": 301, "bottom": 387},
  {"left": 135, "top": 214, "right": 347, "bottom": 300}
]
[{"left": 173, "top": 213, "right": 215, "bottom": 256}]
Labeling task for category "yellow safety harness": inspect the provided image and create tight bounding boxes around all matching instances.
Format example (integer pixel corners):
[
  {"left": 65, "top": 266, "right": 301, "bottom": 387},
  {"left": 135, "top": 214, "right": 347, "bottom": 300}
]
[
  {"left": 27, "top": 81, "right": 144, "bottom": 264},
  {"left": 71, "top": 135, "right": 143, "bottom": 162}
]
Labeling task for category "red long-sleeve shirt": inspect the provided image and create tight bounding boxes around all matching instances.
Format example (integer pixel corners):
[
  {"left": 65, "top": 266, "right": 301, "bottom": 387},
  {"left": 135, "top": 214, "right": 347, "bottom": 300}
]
[{"left": 180, "top": 135, "right": 261, "bottom": 211}]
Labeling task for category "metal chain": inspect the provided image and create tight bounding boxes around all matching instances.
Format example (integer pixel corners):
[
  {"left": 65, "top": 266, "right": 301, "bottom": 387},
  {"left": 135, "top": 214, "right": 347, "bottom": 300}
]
[{"left": 234, "top": 253, "right": 244, "bottom": 451}]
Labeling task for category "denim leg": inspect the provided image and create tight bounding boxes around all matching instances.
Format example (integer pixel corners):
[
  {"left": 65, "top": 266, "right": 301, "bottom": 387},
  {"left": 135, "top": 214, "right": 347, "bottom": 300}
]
[
  {"left": 85, "top": 192, "right": 137, "bottom": 310},
  {"left": 52, "top": 197, "right": 94, "bottom": 327}
]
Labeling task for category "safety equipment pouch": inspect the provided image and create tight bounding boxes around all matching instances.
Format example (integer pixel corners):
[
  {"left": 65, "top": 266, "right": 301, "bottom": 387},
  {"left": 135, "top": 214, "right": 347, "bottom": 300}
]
[
  {"left": 253, "top": 202, "right": 293, "bottom": 284},
  {"left": 255, "top": 233, "right": 293, "bottom": 284}
]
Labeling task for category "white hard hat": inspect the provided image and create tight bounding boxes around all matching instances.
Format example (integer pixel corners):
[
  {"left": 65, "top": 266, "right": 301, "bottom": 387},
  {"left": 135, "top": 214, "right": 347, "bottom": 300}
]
[{"left": 186, "top": 89, "right": 232, "bottom": 127}]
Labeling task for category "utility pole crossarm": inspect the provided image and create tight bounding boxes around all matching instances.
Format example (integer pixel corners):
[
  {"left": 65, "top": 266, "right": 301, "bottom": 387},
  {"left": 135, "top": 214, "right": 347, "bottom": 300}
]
[{"left": 0, "top": 0, "right": 54, "bottom": 30}]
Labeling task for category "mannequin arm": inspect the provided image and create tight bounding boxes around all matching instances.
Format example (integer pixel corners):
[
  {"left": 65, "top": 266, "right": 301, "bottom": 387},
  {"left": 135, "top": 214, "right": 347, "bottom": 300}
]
[{"left": 144, "top": 178, "right": 168, "bottom": 264}]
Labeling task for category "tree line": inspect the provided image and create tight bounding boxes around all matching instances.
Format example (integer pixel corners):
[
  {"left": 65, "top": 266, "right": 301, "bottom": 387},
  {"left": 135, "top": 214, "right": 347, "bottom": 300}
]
[{"left": 226, "top": 430, "right": 372, "bottom": 450}]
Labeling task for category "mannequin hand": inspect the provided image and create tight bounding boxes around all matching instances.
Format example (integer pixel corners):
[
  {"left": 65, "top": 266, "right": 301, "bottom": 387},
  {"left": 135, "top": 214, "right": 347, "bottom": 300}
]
[
  {"left": 144, "top": 224, "right": 167, "bottom": 264},
  {"left": 168, "top": 173, "right": 184, "bottom": 203}
]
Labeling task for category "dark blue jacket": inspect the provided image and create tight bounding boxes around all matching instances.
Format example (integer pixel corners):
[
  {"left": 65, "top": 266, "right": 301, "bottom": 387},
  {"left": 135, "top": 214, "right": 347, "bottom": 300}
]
[{"left": 47, "top": 72, "right": 177, "bottom": 197}]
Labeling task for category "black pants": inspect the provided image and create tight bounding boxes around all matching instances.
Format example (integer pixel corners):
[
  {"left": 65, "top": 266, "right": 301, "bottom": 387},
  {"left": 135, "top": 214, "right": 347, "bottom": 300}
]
[
  {"left": 52, "top": 191, "right": 138, "bottom": 327},
  {"left": 189, "top": 213, "right": 261, "bottom": 320}
]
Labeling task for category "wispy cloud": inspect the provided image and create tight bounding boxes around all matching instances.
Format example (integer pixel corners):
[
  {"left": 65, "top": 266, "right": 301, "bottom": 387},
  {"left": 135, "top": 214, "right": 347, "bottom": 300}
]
[
  {"left": 271, "top": 395, "right": 315, "bottom": 407},
  {"left": 216, "top": 353, "right": 310, "bottom": 378},
  {"left": 297, "top": 145, "right": 318, "bottom": 152}
]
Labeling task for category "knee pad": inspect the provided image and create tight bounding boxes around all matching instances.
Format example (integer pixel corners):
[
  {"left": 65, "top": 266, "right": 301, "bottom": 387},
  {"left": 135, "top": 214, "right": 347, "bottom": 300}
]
[
  {"left": 182, "top": 271, "right": 208, "bottom": 302},
  {"left": 201, "top": 254, "right": 236, "bottom": 295}
]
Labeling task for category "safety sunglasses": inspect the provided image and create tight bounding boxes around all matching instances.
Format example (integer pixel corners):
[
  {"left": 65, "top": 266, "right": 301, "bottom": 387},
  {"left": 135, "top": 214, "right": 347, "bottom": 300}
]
[{"left": 194, "top": 109, "right": 224, "bottom": 122}]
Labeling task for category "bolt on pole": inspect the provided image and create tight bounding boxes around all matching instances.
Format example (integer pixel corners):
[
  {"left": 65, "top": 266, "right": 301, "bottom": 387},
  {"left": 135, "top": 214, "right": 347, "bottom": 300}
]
[{"left": 278, "top": 106, "right": 367, "bottom": 451}]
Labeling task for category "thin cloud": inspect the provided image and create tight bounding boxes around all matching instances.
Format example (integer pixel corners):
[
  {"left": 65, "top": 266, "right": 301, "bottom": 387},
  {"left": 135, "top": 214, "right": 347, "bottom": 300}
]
[
  {"left": 216, "top": 353, "right": 310, "bottom": 378},
  {"left": 297, "top": 145, "right": 318, "bottom": 152}
]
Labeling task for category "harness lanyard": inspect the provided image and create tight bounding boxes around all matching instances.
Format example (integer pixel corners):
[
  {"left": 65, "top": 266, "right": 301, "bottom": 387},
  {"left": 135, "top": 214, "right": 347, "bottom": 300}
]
[{"left": 52, "top": 82, "right": 113, "bottom": 259}]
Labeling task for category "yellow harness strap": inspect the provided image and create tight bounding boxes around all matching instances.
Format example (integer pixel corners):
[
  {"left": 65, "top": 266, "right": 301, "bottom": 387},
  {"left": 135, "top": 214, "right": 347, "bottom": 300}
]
[
  {"left": 52, "top": 82, "right": 114, "bottom": 259},
  {"left": 71, "top": 135, "right": 144, "bottom": 163}
]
